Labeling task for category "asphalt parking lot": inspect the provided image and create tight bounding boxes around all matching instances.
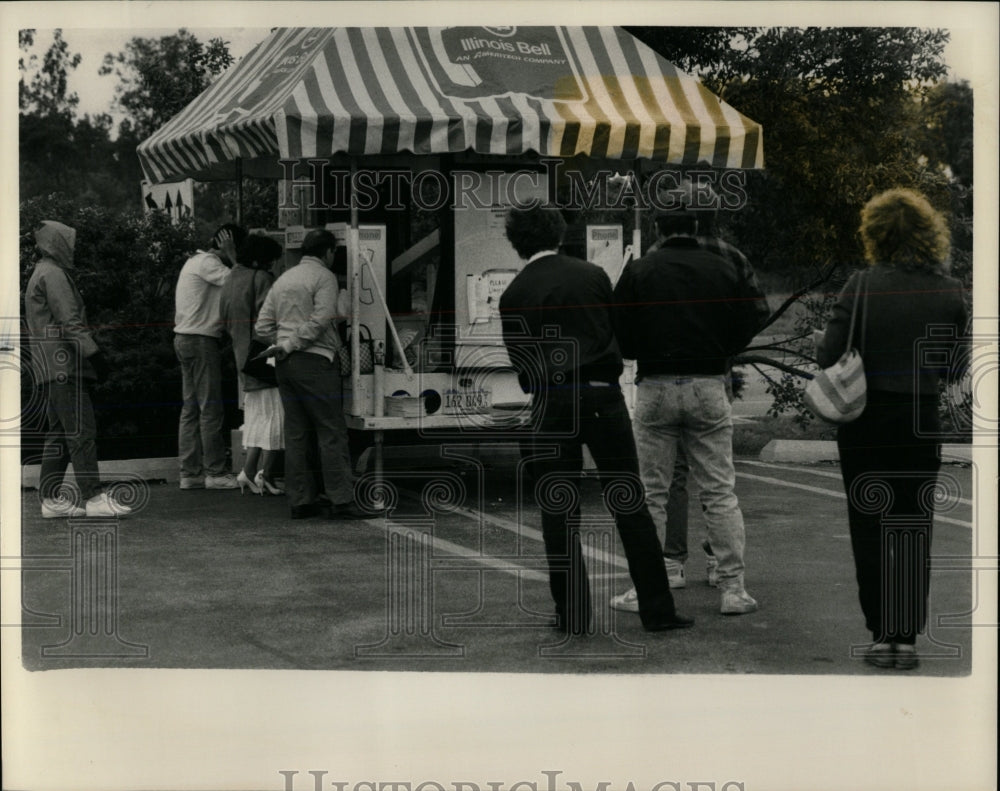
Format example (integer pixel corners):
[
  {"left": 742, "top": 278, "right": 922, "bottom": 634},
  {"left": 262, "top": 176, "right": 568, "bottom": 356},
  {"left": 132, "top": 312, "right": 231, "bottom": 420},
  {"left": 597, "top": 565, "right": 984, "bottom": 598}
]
[{"left": 18, "top": 456, "right": 975, "bottom": 675}]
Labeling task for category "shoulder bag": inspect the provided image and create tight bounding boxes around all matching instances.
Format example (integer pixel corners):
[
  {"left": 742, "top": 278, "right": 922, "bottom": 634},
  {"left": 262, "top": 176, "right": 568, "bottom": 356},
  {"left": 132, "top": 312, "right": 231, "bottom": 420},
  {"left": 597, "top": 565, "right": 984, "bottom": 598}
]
[{"left": 804, "top": 271, "right": 868, "bottom": 423}]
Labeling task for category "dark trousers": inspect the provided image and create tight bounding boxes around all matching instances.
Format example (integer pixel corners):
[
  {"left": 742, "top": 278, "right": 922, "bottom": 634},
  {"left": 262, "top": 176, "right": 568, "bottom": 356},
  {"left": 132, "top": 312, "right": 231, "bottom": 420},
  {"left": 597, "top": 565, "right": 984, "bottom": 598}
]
[
  {"left": 528, "top": 384, "right": 677, "bottom": 632},
  {"left": 39, "top": 379, "right": 101, "bottom": 502},
  {"left": 837, "top": 390, "right": 941, "bottom": 645},
  {"left": 276, "top": 352, "right": 354, "bottom": 508}
]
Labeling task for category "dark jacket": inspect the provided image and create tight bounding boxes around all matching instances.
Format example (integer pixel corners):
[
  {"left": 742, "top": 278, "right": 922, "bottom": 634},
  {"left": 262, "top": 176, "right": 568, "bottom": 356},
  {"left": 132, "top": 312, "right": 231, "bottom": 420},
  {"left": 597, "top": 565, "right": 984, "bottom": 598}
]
[
  {"left": 499, "top": 253, "right": 623, "bottom": 392},
  {"left": 817, "top": 265, "right": 968, "bottom": 395},
  {"left": 220, "top": 265, "right": 275, "bottom": 391},
  {"left": 612, "top": 237, "right": 767, "bottom": 378}
]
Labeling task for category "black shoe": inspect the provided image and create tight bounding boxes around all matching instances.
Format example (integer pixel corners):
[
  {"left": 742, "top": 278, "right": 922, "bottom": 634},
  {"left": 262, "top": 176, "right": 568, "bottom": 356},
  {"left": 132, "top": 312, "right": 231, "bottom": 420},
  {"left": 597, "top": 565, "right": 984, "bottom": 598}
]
[
  {"left": 290, "top": 503, "right": 322, "bottom": 519},
  {"left": 642, "top": 613, "right": 695, "bottom": 632},
  {"left": 329, "top": 501, "right": 375, "bottom": 520}
]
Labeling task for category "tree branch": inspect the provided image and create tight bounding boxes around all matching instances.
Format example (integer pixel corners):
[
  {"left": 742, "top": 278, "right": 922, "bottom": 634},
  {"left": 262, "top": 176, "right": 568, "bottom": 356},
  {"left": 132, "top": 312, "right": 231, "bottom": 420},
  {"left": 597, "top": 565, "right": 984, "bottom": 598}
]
[
  {"left": 757, "top": 258, "right": 838, "bottom": 333},
  {"left": 733, "top": 354, "right": 816, "bottom": 379}
]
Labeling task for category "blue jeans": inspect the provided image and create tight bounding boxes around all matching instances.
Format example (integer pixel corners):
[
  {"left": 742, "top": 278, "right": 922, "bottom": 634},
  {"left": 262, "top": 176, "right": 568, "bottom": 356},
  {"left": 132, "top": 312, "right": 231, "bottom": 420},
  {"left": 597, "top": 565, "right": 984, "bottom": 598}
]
[
  {"left": 633, "top": 375, "right": 746, "bottom": 582},
  {"left": 174, "top": 333, "right": 227, "bottom": 477}
]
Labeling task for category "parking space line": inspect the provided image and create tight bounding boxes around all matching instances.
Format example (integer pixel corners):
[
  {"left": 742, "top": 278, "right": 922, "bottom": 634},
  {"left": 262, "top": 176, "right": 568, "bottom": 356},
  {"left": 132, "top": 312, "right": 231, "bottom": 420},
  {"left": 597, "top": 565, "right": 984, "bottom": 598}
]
[
  {"left": 375, "top": 515, "right": 549, "bottom": 582},
  {"left": 737, "top": 459, "right": 973, "bottom": 506},
  {"left": 736, "top": 471, "right": 972, "bottom": 528},
  {"left": 400, "top": 494, "right": 633, "bottom": 573},
  {"left": 738, "top": 459, "right": 843, "bottom": 480}
]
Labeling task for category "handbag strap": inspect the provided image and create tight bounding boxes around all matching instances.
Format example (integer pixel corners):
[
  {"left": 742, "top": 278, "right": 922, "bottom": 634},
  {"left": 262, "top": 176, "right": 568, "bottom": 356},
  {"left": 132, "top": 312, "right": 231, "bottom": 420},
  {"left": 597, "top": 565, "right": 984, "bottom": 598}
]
[
  {"left": 357, "top": 323, "right": 372, "bottom": 341},
  {"left": 844, "top": 271, "right": 866, "bottom": 355},
  {"left": 858, "top": 271, "right": 869, "bottom": 354}
]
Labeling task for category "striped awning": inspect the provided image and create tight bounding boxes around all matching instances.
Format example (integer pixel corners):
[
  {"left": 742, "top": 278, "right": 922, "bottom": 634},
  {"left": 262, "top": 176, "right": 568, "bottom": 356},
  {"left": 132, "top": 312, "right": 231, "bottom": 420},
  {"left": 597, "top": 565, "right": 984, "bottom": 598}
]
[{"left": 138, "top": 26, "right": 764, "bottom": 183}]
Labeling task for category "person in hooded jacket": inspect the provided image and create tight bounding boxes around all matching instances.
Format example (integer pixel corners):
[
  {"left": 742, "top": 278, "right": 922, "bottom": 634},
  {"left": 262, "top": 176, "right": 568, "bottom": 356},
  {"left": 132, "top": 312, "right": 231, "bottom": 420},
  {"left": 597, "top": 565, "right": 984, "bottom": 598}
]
[{"left": 24, "top": 221, "right": 132, "bottom": 518}]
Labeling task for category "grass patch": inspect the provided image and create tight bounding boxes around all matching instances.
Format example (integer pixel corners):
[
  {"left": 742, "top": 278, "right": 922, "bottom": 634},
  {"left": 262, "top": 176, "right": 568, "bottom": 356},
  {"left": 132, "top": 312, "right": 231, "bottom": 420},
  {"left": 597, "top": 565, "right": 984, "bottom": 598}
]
[{"left": 733, "top": 414, "right": 836, "bottom": 457}]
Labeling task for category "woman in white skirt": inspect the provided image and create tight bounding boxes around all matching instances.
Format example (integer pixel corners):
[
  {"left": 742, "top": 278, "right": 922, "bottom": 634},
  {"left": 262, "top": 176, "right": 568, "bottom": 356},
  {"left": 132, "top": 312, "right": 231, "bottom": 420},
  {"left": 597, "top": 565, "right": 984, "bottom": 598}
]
[{"left": 220, "top": 234, "right": 285, "bottom": 494}]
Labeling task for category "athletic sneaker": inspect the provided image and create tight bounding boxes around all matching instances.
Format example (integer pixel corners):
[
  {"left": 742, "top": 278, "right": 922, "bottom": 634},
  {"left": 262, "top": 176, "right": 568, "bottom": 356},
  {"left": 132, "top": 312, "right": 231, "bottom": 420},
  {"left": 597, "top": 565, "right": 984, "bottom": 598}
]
[
  {"left": 612, "top": 554, "right": 688, "bottom": 611},
  {"left": 609, "top": 587, "right": 639, "bottom": 613},
  {"left": 702, "top": 540, "right": 719, "bottom": 587},
  {"left": 719, "top": 578, "right": 758, "bottom": 615},
  {"left": 85, "top": 492, "right": 133, "bottom": 518},
  {"left": 179, "top": 476, "right": 205, "bottom": 490},
  {"left": 205, "top": 473, "right": 239, "bottom": 490},
  {"left": 41, "top": 498, "right": 86, "bottom": 519}
]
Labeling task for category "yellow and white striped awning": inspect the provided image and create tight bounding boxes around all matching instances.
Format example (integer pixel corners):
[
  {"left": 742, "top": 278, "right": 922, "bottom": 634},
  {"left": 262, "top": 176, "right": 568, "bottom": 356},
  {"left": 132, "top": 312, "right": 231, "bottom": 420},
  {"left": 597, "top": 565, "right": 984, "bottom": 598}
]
[{"left": 138, "top": 26, "right": 763, "bottom": 183}]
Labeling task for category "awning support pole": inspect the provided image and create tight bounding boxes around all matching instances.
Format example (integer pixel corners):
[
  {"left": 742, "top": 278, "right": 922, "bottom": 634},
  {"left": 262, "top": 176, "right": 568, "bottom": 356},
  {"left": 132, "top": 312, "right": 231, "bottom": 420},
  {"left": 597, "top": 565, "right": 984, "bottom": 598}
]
[
  {"left": 236, "top": 158, "right": 244, "bottom": 225},
  {"left": 350, "top": 158, "right": 361, "bottom": 403},
  {"left": 630, "top": 164, "right": 641, "bottom": 258}
]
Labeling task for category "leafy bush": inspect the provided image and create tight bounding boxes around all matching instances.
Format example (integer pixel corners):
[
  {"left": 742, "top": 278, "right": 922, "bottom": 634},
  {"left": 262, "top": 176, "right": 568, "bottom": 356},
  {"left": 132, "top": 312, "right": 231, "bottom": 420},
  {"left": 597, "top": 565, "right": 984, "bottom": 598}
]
[{"left": 20, "top": 194, "right": 241, "bottom": 460}]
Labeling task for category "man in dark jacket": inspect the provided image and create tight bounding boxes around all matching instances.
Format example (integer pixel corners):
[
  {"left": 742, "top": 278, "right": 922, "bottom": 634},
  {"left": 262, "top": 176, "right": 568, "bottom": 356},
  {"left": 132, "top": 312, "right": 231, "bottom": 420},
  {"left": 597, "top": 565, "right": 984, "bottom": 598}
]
[
  {"left": 24, "top": 221, "right": 131, "bottom": 518},
  {"left": 499, "top": 205, "right": 693, "bottom": 635},
  {"left": 612, "top": 183, "right": 767, "bottom": 615}
]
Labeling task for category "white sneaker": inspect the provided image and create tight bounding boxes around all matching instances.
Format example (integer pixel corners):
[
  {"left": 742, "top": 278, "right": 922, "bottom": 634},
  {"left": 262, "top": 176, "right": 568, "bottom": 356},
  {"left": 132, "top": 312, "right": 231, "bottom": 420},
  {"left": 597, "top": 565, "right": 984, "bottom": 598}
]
[
  {"left": 179, "top": 476, "right": 205, "bottom": 490},
  {"left": 205, "top": 473, "right": 239, "bottom": 490},
  {"left": 664, "top": 557, "right": 687, "bottom": 589},
  {"left": 609, "top": 587, "right": 639, "bottom": 613},
  {"left": 85, "top": 492, "right": 133, "bottom": 518},
  {"left": 41, "top": 498, "right": 86, "bottom": 519},
  {"left": 720, "top": 584, "right": 758, "bottom": 615}
]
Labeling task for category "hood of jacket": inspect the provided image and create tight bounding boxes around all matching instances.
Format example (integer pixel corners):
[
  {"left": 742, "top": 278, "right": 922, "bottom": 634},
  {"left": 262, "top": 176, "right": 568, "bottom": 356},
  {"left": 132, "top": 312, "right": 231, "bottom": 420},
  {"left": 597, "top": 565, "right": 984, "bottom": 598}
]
[{"left": 35, "top": 221, "right": 76, "bottom": 269}]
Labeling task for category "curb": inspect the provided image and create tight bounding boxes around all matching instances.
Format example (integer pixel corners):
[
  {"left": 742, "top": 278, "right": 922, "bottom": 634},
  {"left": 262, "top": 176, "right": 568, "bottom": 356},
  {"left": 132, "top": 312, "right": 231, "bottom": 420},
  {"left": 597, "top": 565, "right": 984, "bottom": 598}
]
[
  {"left": 759, "top": 439, "right": 973, "bottom": 464},
  {"left": 21, "top": 457, "right": 180, "bottom": 489}
]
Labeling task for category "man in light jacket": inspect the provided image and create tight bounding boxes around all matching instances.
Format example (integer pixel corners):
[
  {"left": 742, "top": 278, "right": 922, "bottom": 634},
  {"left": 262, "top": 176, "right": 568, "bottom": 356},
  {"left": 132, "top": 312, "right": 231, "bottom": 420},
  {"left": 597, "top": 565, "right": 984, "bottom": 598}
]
[
  {"left": 173, "top": 224, "right": 246, "bottom": 490},
  {"left": 255, "top": 229, "right": 366, "bottom": 520},
  {"left": 24, "top": 220, "right": 131, "bottom": 518}
]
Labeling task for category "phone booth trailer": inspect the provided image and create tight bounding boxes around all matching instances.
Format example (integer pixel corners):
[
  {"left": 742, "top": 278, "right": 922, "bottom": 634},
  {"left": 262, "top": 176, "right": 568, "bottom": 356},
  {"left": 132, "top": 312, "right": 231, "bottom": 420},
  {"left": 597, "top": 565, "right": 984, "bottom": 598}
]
[{"left": 137, "top": 26, "right": 764, "bottom": 483}]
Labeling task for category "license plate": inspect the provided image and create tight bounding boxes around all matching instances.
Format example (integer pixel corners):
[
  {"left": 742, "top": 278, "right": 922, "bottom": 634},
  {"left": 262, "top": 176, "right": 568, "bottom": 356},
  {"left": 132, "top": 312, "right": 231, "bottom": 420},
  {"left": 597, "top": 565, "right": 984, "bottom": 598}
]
[{"left": 443, "top": 389, "right": 492, "bottom": 414}]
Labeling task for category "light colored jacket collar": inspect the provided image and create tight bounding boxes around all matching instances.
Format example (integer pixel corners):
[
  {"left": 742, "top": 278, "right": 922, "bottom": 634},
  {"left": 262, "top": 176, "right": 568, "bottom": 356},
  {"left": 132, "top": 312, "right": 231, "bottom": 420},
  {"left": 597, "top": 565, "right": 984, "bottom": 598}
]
[{"left": 527, "top": 249, "right": 559, "bottom": 264}]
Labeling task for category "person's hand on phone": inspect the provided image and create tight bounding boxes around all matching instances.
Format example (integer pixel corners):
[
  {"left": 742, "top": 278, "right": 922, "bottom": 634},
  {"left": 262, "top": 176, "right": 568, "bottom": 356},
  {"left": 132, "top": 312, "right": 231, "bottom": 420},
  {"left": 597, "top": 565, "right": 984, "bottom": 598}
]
[{"left": 217, "top": 229, "right": 238, "bottom": 266}]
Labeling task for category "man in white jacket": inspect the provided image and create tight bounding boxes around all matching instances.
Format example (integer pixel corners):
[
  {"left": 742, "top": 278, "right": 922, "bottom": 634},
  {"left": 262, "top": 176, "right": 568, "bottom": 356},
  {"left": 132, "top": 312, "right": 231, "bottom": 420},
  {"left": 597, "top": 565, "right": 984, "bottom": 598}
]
[
  {"left": 173, "top": 224, "right": 246, "bottom": 490},
  {"left": 255, "top": 229, "right": 366, "bottom": 520}
]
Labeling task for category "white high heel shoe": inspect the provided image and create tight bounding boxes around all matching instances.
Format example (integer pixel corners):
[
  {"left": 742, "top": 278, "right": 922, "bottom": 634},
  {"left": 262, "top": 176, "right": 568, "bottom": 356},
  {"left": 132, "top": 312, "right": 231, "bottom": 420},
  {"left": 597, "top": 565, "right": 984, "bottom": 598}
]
[
  {"left": 254, "top": 470, "right": 284, "bottom": 495},
  {"left": 237, "top": 470, "right": 261, "bottom": 495}
]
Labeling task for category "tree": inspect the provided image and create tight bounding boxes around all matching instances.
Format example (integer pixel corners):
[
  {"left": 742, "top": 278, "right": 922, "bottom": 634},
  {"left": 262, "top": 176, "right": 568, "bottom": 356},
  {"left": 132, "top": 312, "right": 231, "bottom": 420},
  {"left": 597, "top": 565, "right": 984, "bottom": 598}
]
[
  {"left": 18, "top": 28, "right": 81, "bottom": 117},
  {"left": 100, "top": 30, "right": 234, "bottom": 142},
  {"left": 626, "top": 27, "right": 970, "bottom": 430},
  {"left": 627, "top": 27, "right": 953, "bottom": 271}
]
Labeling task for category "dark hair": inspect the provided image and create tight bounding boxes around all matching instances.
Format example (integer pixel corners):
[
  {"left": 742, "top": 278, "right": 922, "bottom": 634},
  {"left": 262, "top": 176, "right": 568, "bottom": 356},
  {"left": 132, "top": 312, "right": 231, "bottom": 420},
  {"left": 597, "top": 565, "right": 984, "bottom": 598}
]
[
  {"left": 237, "top": 234, "right": 283, "bottom": 269},
  {"left": 301, "top": 229, "right": 338, "bottom": 258},
  {"left": 654, "top": 213, "right": 700, "bottom": 239},
  {"left": 212, "top": 223, "right": 248, "bottom": 251},
  {"left": 504, "top": 206, "right": 566, "bottom": 259}
]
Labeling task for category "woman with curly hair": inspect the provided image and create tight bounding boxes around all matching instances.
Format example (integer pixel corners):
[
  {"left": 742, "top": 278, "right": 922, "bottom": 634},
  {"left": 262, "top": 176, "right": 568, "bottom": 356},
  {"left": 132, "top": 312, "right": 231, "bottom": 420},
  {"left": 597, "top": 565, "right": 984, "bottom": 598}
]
[{"left": 816, "top": 188, "right": 969, "bottom": 670}]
